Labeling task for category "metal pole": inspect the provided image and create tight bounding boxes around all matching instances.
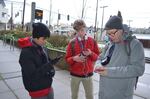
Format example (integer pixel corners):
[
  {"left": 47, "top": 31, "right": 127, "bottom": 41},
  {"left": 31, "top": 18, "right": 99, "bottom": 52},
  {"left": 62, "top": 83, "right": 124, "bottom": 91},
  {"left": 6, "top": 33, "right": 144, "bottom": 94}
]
[
  {"left": 30, "top": 2, "right": 36, "bottom": 31},
  {"left": 49, "top": 0, "right": 52, "bottom": 26},
  {"left": 81, "top": 0, "right": 85, "bottom": 19},
  {"left": 57, "top": 10, "right": 59, "bottom": 26},
  {"left": 83, "top": 6, "right": 91, "bottom": 19},
  {"left": 100, "top": 6, "right": 108, "bottom": 40},
  {"left": 127, "top": 20, "right": 133, "bottom": 27},
  {"left": 10, "top": 2, "right": 13, "bottom": 30},
  {"left": 81, "top": 0, "right": 88, "bottom": 19},
  {"left": 94, "top": 0, "right": 98, "bottom": 39},
  {"left": 22, "top": 0, "right": 26, "bottom": 31}
]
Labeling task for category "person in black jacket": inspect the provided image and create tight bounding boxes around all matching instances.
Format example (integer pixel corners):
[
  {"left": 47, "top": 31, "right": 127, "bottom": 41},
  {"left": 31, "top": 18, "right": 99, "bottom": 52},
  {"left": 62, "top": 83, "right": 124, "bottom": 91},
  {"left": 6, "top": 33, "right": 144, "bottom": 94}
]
[{"left": 18, "top": 22, "right": 62, "bottom": 99}]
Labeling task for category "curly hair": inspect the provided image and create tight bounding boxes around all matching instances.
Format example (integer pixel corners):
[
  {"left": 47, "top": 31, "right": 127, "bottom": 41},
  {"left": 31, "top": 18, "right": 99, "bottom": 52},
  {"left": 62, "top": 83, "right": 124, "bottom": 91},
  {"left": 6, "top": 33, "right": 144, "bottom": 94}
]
[{"left": 73, "top": 19, "right": 86, "bottom": 31}]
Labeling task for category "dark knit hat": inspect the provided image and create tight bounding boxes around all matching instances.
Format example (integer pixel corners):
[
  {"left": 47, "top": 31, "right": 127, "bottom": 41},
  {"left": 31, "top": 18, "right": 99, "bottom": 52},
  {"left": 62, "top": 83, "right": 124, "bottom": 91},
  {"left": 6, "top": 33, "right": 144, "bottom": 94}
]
[
  {"left": 104, "top": 16, "right": 123, "bottom": 30},
  {"left": 32, "top": 22, "right": 50, "bottom": 38}
]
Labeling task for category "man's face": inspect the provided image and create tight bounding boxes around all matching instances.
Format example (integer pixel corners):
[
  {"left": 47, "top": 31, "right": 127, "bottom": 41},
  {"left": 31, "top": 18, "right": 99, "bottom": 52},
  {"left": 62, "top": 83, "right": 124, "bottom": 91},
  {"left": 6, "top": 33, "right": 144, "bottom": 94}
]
[
  {"left": 34, "top": 37, "right": 47, "bottom": 46},
  {"left": 78, "top": 27, "right": 86, "bottom": 37},
  {"left": 106, "top": 29, "right": 123, "bottom": 43}
]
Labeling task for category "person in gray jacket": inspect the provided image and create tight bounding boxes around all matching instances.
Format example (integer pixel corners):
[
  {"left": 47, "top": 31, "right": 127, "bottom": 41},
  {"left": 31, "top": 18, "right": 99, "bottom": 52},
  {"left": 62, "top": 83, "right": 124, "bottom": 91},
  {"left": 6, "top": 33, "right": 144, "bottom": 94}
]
[{"left": 96, "top": 15, "right": 145, "bottom": 99}]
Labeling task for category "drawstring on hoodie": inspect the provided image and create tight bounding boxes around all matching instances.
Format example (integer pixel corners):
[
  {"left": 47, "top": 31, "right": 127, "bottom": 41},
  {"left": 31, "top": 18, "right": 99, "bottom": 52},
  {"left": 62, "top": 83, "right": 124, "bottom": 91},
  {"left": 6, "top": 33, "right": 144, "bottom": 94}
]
[
  {"left": 77, "top": 37, "right": 89, "bottom": 76},
  {"left": 31, "top": 38, "right": 49, "bottom": 64}
]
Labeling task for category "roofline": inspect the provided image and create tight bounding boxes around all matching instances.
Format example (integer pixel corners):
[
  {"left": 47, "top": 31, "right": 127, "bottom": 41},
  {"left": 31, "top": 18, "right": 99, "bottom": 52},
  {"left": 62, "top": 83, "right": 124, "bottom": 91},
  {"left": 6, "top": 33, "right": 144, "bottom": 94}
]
[{"left": 0, "top": 0, "right": 6, "bottom": 7}]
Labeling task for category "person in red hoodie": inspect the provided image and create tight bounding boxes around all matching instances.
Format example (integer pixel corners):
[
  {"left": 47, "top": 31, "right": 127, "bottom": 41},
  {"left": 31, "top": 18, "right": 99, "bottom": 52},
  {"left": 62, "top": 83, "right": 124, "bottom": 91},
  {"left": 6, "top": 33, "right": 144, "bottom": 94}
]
[
  {"left": 18, "top": 22, "right": 62, "bottom": 99},
  {"left": 65, "top": 19, "right": 100, "bottom": 99}
]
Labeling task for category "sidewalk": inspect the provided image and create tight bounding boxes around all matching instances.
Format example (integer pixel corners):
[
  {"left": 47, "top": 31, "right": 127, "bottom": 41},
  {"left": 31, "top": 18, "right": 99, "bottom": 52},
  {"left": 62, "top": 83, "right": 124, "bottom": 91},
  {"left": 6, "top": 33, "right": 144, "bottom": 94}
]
[{"left": 0, "top": 40, "right": 150, "bottom": 99}]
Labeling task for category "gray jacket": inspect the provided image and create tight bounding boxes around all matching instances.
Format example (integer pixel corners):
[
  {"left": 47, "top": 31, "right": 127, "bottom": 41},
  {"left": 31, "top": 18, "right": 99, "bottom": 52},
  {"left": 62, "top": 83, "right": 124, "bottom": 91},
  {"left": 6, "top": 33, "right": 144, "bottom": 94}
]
[{"left": 99, "top": 39, "right": 145, "bottom": 99}]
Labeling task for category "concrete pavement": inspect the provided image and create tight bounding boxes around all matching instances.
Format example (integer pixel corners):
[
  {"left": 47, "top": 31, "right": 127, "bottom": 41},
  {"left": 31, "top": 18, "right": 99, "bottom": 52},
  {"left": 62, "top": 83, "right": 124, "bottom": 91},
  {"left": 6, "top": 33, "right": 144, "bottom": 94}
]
[{"left": 0, "top": 40, "right": 150, "bottom": 99}]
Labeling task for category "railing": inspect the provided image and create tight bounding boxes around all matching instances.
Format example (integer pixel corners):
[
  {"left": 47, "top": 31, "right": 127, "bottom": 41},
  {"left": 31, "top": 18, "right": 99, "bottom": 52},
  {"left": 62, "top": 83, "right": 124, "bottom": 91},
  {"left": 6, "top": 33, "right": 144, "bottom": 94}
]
[
  {"left": 145, "top": 57, "right": 150, "bottom": 63},
  {"left": 2, "top": 34, "right": 15, "bottom": 51}
]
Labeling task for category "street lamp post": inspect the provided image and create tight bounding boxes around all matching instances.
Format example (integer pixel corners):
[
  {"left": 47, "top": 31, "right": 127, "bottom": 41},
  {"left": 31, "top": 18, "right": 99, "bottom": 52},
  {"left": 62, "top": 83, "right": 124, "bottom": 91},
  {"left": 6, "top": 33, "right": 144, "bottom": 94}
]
[
  {"left": 81, "top": 0, "right": 85, "bottom": 19},
  {"left": 83, "top": 6, "right": 91, "bottom": 19},
  {"left": 21, "top": 0, "right": 26, "bottom": 31},
  {"left": 57, "top": 10, "right": 59, "bottom": 26},
  {"left": 100, "top": 6, "right": 108, "bottom": 40},
  {"left": 127, "top": 20, "right": 133, "bottom": 27},
  {"left": 10, "top": 2, "right": 13, "bottom": 30},
  {"left": 81, "top": 0, "right": 88, "bottom": 19},
  {"left": 49, "top": 0, "right": 52, "bottom": 26},
  {"left": 94, "top": 0, "right": 99, "bottom": 40},
  {"left": 30, "top": 2, "right": 35, "bottom": 31}
]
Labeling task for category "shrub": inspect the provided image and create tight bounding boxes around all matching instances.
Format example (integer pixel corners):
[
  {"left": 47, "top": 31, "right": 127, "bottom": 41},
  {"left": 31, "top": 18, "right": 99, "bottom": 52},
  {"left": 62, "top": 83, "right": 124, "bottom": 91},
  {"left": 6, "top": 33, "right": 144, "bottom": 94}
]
[
  {"left": 0, "top": 30, "right": 69, "bottom": 51},
  {"left": 0, "top": 30, "right": 31, "bottom": 40},
  {"left": 46, "top": 34, "right": 69, "bottom": 50},
  {"left": 0, "top": 30, "right": 15, "bottom": 35},
  {"left": 13, "top": 31, "right": 31, "bottom": 39}
]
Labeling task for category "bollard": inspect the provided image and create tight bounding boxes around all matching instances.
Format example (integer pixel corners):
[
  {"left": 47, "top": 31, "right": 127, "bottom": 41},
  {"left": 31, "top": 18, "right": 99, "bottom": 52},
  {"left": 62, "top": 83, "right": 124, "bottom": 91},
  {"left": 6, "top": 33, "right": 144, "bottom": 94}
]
[
  {"left": 12, "top": 36, "right": 15, "bottom": 51},
  {"left": 9, "top": 35, "right": 12, "bottom": 50},
  {"left": 9, "top": 35, "right": 15, "bottom": 51},
  {"left": 3, "top": 34, "right": 7, "bottom": 46}
]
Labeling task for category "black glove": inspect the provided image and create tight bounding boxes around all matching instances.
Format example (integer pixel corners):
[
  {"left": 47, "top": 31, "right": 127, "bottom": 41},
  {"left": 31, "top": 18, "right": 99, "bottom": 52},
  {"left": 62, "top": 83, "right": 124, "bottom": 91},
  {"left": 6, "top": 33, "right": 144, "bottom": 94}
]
[
  {"left": 51, "top": 55, "right": 63, "bottom": 65},
  {"left": 42, "top": 62, "right": 55, "bottom": 77},
  {"left": 46, "top": 65, "right": 55, "bottom": 77}
]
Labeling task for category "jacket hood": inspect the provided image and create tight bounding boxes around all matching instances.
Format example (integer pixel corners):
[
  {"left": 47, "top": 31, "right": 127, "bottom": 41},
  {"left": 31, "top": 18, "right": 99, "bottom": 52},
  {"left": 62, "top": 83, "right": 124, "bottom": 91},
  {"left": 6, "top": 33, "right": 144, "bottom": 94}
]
[{"left": 18, "top": 37, "right": 33, "bottom": 48}]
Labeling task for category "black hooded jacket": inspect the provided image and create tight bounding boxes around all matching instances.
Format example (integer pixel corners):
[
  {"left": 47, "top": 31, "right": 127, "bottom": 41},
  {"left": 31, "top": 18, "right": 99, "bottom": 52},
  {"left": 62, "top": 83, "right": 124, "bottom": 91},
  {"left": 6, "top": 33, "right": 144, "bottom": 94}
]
[{"left": 18, "top": 37, "right": 55, "bottom": 92}]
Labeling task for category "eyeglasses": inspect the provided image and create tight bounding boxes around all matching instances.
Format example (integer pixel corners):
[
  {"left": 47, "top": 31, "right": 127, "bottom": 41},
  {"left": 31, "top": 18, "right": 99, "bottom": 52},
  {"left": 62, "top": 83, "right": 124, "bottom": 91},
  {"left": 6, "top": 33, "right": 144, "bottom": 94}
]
[{"left": 106, "top": 30, "right": 118, "bottom": 36}]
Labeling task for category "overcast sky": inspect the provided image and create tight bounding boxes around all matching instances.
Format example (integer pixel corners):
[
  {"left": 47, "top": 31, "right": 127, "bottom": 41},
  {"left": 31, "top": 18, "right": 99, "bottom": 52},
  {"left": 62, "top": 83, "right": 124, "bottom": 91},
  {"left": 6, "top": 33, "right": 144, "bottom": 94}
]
[{"left": 5, "top": 0, "right": 150, "bottom": 28}]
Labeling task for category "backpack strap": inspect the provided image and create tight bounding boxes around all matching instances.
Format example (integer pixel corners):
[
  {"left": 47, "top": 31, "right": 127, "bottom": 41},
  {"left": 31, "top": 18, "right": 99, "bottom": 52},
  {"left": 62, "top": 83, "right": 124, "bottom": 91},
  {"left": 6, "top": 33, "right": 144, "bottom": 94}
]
[
  {"left": 125, "top": 40, "right": 131, "bottom": 56},
  {"left": 70, "top": 37, "right": 96, "bottom": 56},
  {"left": 70, "top": 39, "right": 75, "bottom": 56},
  {"left": 125, "top": 36, "right": 136, "bottom": 56},
  {"left": 125, "top": 36, "right": 138, "bottom": 90}
]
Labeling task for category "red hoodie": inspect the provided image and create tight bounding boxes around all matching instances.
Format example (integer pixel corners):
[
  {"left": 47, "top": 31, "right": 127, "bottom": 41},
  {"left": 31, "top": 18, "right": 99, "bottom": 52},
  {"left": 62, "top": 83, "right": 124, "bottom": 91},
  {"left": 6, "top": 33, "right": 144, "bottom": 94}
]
[
  {"left": 65, "top": 37, "right": 100, "bottom": 76},
  {"left": 18, "top": 37, "right": 33, "bottom": 48}
]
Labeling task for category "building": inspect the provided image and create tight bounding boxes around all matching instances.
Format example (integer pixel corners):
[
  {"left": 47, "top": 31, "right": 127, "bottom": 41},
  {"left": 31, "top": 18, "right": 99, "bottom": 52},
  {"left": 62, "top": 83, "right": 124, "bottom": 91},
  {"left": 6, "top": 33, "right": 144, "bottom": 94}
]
[
  {"left": 134, "top": 34, "right": 150, "bottom": 48},
  {"left": 53, "top": 24, "right": 73, "bottom": 36},
  {"left": 132, "top": 28, "right": 150, "bottom": 34},
  {"left": 0, "top": 0, "right": 8, "bottom": 30}
]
